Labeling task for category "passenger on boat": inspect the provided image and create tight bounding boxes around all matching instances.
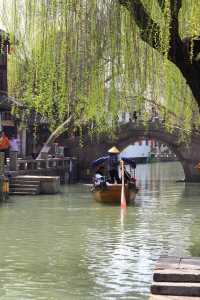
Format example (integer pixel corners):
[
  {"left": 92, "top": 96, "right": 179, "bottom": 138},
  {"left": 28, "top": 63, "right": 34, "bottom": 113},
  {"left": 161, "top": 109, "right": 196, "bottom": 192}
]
[
  {"left": 94, "top": 165, "right": 107, "bottom": 188},
  {"left": 108, "top": 146, "right": 121, "bottom": 184}
]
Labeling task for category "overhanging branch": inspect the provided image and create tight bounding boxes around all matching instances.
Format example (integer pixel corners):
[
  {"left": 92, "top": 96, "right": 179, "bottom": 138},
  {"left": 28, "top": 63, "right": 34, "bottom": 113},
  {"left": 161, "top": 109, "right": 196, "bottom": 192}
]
[
  {"left": 157, "top": 0, "right": 165, "bottom": 11},
  {"left": 167, "top": 0, "right": 183, "bottom": 64},
  {"left": 157, "top": 0, "right": 182, "bottom": 15},
  {"left": 118, "top": 0, "right": 184, "bottom": 63},
  {"left": 119, "top": 0, "right": 200, "bottom": 109},
  {"left": 119, "top": 0, "right": 161, "bottom": 50}
]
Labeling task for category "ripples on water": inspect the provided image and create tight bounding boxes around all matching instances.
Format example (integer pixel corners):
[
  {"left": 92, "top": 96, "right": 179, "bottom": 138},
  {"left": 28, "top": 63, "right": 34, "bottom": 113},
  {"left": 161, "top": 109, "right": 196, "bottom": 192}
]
[{"left": 1, "top": 162, "right": 200, "bottom": 299}]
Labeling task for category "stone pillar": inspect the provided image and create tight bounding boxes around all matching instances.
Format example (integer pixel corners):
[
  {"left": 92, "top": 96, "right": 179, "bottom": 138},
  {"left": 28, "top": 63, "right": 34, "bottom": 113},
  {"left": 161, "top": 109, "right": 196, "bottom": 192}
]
[
  {"left": 176, "top": 139, "right": 200, "bottom": 182},
  {"left": 68, "top": 158, "right": 77, "bottom": 183},
  {"left": 70, "top": 158, "right": 78, "bottom": 183},
  {"left": 181, "top": 160, "right": 200, "bottom": 182},
  {"left": 0, "top": 113, "right": 2, "bottom": 131},
  {"left": 21, "top": 128, "right": 27, "bottom": 157},
  {"left": 9, "top": 151, "right": 18, "bottom": 171},
  {"left": 0, "top": 152, "right": 4, "bottom": 175}
]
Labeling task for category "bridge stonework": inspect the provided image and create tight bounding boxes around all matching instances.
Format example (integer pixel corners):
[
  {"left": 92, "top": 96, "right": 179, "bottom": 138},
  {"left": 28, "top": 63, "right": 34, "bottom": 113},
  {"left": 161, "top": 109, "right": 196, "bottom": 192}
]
[{"left": 65, "top": 121, "right": 200, "bottom": 182}]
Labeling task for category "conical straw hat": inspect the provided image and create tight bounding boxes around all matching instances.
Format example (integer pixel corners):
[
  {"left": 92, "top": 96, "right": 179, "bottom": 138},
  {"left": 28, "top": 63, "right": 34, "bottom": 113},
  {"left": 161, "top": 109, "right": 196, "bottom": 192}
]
[{"left": 108, "top": 146, "right": 120, "bottom": 154}]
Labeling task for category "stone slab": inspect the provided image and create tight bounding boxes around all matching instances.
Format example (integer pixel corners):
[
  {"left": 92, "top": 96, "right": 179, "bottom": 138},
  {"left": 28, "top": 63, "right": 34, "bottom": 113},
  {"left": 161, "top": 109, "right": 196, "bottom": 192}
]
[
  {"left": 151, "top": 281, "right": 200, "bottom": 297},
  {"left": 154, "top": 269, "right": 200, "bottom": 282},
  {"left": 16, "top": 175, "right": 60, "bottom": 182},
  {"left": 180, "top": 258, "right": 200, "bottom": 270},
  {"left": 150, "top": 295, "right": 200, "bottom": 300},
  {"left": 155, "top": 257, "right": 181, "bottom": 270}
]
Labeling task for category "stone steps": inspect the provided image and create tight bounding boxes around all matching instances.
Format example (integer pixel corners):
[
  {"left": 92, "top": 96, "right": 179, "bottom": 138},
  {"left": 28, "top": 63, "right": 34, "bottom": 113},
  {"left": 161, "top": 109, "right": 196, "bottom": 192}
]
[
  {"left": 153, "top": 269, "right": 200, "bottom": 283},
  {"left": 150, "top": 257, "right": 200, "bottom": 299},
  {"left": 10, "top": 187, "right": 40, "bottom": 192},
  {"left": 8, "top": 175, "right": 60, "bottom": 195},
  {"left": 9, "top": 176, "right": 40, "bottom": 195},
  {"left": 151, "top": 281, "right": 200, "bottom": 297},
  {"left": 11, "top": 179, "right": 40, "bottom": 184},
  {"left": 150, "top": 295, "right": 200, "bottom": 299},
  {"left": 10, "top": 191, "right": 39, "bottom": 195},
  {"left": 10, "top": 183, "right": 40, "bottom": 187},
  {"left": 9, "top": 188, "right": 40, "bottom": 195}
]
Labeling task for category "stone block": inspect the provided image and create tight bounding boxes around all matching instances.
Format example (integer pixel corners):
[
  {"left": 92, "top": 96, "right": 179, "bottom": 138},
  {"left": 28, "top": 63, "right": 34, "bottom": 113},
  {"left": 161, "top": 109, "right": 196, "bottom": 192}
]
[
  {"left": 151, "top": 281, "right": 200, "bottom": 297},
  {"left": 39, "top": 176, "right": 60, "bottom": 194},
  {"left": 155, "top": 257, "right": 181, "bottom": 270},
  {"left": 154, "top": 269, "right": 200, "bottom": 283},
  {"left": 180, "top": 258, "right": 200, "bottom": 270},
  {"left": 149, "top": 295, "right": 200, "bottom": 299}
]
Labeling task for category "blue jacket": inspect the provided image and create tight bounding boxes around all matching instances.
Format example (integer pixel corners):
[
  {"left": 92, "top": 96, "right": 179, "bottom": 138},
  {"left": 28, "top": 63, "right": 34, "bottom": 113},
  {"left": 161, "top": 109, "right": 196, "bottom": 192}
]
[{"left": 108, "top": 154, "right": 119, "bottom": 171}]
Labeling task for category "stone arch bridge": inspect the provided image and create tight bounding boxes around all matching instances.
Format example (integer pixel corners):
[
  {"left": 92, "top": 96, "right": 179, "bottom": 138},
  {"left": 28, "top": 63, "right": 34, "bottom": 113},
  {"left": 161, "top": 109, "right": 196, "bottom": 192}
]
[{"left": 65, "top": 120, "right": 200, "bottom": 182}]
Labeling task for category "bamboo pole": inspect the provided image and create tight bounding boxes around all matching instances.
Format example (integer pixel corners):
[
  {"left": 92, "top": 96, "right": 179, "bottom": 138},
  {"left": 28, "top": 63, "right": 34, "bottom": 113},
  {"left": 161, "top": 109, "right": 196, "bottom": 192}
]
[{"left": 120, "top": 160, "right": 127, "bottom": 209}]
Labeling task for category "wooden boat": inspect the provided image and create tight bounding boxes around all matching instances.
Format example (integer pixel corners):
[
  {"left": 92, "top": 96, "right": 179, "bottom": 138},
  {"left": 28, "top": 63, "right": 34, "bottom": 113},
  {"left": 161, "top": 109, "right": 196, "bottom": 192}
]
[{"left": 92, "top": 182, "right": 138, "bottom": 205}]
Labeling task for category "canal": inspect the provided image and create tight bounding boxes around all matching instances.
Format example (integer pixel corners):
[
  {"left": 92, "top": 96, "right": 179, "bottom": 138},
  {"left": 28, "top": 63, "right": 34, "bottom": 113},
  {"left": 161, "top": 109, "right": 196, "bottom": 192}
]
[{"left": 1, "top": 161, "right": 200, "bottom": 299}]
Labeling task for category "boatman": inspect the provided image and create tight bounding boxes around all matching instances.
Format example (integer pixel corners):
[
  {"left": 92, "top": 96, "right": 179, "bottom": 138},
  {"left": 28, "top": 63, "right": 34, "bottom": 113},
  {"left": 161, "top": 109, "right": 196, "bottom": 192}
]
[{"left": 107, "top": 146, "right": 121, "bottom": 184}]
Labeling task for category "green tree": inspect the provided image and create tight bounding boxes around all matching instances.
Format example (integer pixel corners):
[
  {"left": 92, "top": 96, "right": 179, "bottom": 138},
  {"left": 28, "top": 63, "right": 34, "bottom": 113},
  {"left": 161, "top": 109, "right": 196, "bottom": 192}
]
[
  {"left": 119, "top": 0, "right": 200, "bottom": 113},
  {"left": 2, "top": 0, "right": 200, "bottom": 151}
]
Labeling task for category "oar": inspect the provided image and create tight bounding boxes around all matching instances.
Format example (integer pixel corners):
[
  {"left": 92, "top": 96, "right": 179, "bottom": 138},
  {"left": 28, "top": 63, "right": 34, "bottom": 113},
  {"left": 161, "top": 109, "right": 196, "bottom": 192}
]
[{"left": 120, "top": 160, "right": 127, "bottom": 209}]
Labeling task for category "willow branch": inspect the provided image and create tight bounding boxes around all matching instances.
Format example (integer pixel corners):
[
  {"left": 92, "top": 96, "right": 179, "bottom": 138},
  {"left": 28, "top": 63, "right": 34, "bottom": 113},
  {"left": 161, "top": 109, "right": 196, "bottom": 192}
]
[
  {"left": 157, "top": 0, "right": 182, "bottom": 17},
  {"left": 118, "top": 0, "right": 184, "bottom": 64},
  {"left": 119, "top": 0, "right": 161, "bottom": 50},
  {"left": 157, "top": 0, "right": 165, "bottom": 10}
]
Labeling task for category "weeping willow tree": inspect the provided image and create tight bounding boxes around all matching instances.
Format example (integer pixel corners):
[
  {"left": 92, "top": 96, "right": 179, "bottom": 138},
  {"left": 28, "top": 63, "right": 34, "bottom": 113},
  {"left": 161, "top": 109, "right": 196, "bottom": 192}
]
[{"left": 1, "top": 0, "right": 200, "bottom": 149}]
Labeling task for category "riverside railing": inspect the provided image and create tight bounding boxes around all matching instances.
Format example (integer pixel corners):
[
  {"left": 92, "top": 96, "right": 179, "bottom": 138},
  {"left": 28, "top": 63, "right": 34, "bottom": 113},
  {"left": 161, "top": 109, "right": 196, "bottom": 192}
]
[
  {"left": 17, "top": 157, "right": 71, "bottom": 171},
  {"left": 9, "top": 153, "right": 78, "bottom": 183}
]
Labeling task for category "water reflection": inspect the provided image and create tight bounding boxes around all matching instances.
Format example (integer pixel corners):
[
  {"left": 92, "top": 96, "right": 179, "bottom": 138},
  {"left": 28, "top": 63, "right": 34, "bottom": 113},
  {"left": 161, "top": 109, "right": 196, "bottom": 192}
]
[{"left": 0, "top": 162, "right": 200, "bottom": 299}]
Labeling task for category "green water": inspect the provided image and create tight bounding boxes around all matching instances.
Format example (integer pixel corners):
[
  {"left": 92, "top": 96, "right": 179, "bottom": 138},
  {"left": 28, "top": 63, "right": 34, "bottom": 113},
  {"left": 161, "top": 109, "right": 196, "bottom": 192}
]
[{"left": 1, "top": 162, "right": 200, "bottom": 299}]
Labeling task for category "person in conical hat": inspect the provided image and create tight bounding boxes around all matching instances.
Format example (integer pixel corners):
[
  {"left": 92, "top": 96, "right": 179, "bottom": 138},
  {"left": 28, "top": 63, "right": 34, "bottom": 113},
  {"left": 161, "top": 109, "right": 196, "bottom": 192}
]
[
  {"left": 108, "top": 146, "right": 120, "bottom": 154},
  {"left": 107, "top": 146, "right": 121, "bottom": 184}
]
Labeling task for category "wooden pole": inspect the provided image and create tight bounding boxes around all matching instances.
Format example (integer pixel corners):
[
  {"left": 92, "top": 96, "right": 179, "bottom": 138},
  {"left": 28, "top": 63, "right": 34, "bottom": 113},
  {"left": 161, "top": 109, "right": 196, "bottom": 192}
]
[{"left": 120, "top": 160, "right": 127, "bottom": 209}]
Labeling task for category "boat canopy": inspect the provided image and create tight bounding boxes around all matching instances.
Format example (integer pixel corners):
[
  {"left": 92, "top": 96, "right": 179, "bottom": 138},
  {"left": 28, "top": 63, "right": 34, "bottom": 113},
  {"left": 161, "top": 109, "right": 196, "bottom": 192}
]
[
  {"left": 91, "top": 156, "right": 109, "bottom": 168},
  {"left": 92, "top": 156, "right": 136, "bottom": 169}
]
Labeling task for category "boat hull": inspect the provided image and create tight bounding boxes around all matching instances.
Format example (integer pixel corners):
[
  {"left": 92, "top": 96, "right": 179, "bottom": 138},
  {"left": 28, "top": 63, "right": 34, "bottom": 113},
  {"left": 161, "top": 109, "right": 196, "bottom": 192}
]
[{"left": 93, "top": 183, "right": 138, "bottom": 205}]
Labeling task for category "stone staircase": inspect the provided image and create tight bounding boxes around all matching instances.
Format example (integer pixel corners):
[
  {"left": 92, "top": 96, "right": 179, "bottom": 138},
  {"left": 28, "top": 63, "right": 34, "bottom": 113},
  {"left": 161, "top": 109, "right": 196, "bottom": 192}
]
[
  {"left": 9, "top": 177, "right": 41, "bottom": 195},
  {"left": 150, "top": 256, "right": 200, "bottom": 299}
]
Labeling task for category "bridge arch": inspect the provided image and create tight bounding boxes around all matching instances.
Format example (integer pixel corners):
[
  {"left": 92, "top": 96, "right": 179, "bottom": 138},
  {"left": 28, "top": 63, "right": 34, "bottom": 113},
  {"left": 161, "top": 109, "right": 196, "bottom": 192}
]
[{"left": 65, "top": 121, "right": 200, "bottom": 182}]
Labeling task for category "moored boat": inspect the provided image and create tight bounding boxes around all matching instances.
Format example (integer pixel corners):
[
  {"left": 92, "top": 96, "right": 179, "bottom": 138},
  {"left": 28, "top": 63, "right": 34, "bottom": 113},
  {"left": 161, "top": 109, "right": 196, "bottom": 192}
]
[{"left": 92, "top": 182, "right": 138, "bottom": 205}]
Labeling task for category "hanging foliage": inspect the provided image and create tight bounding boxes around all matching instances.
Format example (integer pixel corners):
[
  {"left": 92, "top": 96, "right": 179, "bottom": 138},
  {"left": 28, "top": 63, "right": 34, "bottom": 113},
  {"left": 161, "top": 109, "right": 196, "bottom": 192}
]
[{"left": 1, "top": 0, "right": 200, "bottom": 138}]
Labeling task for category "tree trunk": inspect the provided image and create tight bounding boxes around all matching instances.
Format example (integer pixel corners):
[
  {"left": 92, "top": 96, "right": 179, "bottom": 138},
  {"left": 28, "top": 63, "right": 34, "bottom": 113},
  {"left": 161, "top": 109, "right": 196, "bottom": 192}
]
[
  {"left": 36, "top": 116, "right": 72, "bottom": 159},
  {"left": 118, "top": 0, "right": 200, "bottom": 110}
]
